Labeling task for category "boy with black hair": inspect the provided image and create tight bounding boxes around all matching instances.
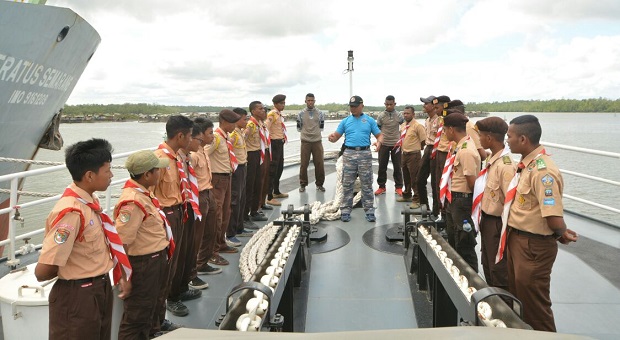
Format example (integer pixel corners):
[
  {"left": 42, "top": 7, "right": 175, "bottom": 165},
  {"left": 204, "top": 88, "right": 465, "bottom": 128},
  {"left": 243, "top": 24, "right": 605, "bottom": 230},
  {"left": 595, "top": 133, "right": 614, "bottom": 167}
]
[
  {"left": 244, "top": 101, "right": 268, "bottom": 223},
  {"left": 115, "top": 150, "right": 171, "bottom": 339},
  {"left": 228, "top": 108, "right": 252, "bottom": 242},
  {"left": 265, "top": 94, "right": 288, "bottom": 206},
  {"left": 35, "top": 138, "right": 131, "bottom": 340}
]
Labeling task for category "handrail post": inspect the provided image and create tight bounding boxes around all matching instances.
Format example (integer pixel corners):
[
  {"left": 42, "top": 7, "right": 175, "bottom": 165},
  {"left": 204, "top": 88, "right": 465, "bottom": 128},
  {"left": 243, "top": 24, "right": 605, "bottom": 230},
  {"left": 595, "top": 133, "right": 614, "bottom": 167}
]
[{"left": 7, "top": 177, "right": 20, "bottom": 268}]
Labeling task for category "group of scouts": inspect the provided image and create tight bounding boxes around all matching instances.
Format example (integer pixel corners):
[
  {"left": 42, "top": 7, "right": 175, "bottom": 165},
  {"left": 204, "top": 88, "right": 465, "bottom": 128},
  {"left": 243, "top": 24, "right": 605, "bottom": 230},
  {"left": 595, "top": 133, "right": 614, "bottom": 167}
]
[
  {"left": 33, "top": 91, "right": 578, "bottom": 339},
  {"left": 352, "top": 94, "right": 578, "bottom": 332},
  {"left": 33, "top": 94, "right": 295, "bottom": 340}
]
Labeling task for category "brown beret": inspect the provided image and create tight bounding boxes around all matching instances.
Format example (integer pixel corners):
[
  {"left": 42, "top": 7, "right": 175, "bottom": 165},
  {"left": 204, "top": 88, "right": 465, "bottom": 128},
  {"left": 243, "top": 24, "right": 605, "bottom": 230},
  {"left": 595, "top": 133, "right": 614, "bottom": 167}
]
[
  {"left": 475, "top": 116, "right": 508, "bottom": 135},
  {"left": 272, "top": 94, "right": 286, "bottom": 103},
  {"left": 442, "top": 112, "right": 469, "bottom": 127},
  {"left": 219, "top": 109, "right": 241, "bottom": 123},
  {"left": 432, "top": 95, "right": 451, "bottom": 104}
]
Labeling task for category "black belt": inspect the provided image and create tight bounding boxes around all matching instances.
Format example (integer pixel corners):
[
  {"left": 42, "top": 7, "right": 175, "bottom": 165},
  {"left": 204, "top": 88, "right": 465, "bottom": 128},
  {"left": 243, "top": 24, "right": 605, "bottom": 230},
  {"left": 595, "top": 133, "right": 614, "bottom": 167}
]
[
  {"left": 66, "top": 274, "right": 108, "bottom": 284},
  {"left": 403, "top": 150, "right": 421, "bottom": 154},
  {"left": 345, "top": 146, "right": 370, "bottom": 151},
  {"left": 509, "top": 226, "right": 554, "bottom": 239},
  {"left": 213, "top": 172, "right": 232, "bottom": 176},
  {"left": 271, "top": 139, "right": 285, "bottom": 143},
  {"left": 451, "top": 192, "right": 472, "bottom": 198}
]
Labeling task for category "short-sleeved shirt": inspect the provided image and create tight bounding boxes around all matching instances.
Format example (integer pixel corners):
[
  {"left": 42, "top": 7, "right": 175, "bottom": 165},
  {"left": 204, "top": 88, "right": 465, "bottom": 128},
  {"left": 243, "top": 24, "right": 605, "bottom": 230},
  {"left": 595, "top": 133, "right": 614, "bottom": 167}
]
[
  {"left": 152, "top": 143, "right": 183, "bottom": 207},
  {"left": 438, "top": 119, "right": 482, "bottom": 152},
  {"left": 425, "top": 115, "right": 440, "bottom": 146},
  {"left": 508, "top": 145, "right": 564, "bottom": 235},
  {"left": 481, "top": 151, "right": 517, "bottom": 216},
  {"left": 230, "top": 127, "right": 248, "bottom": 165},
  {"left": 208, "top": 128, "right": 233, "bottom": 173},
  {"left": 245, "top": 117, "right": 262, "bottom": 152},
  {"left": 266, "top": 109, "right": 286, "bottom": 140},
  {"left": 450, "top": 136, "right": 481, "bottom": 193},
  {"left": 400, "top": 120, "right": 427, "bottom": 153},
  {"left": 336, "top": 113, "right": 381, "bottom": 147},
  {"left": 114, "top": 180, "right": 169, "bottom": 256},
  {"left": 190, "top": 147, "right": 213, "bottom": 191},
  {"left": 376, "top": 110, "right": 404, "bottom": 146},
  {"left": 38, "top": 183, "right": 114, "bottom": 280}
]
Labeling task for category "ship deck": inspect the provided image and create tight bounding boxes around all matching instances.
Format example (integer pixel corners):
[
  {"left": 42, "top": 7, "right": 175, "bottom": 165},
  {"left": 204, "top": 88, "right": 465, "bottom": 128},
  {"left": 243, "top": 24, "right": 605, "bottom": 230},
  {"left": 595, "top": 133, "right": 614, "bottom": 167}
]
[{"left": 157, "top": 160, "right": 619, "bottom": 339}]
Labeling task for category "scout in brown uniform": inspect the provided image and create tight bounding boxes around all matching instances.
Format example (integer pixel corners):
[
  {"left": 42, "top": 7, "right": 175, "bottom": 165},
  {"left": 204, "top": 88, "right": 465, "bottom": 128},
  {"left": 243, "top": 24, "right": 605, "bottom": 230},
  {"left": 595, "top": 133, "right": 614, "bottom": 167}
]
[
  {"left": 505, "top": 114, "right": 577, "bottom": 332},
  {"left": 193, "top": 119, "right": 226, "bottom": 273},
  {"left": 208, "top": 109, "right": 241, "bottom": 266},
  {"left": 475, "top": 117, "right": 515, "bottom": 291},
  {"left": 416, "top": 95, "right": 440, "bottom": 213},
  {"left": 151, "top": 115, "right": 196, "bottom": 326},
  {"left": 228, "top": 108, "right": 252, "bottom": 244},
  {"left": 430, "top": 95, "right": 451, "bottom": 218},
  {"left": 265, "top": 94, "right": 289, "bottom": 206},
  {"left": 35, "top": 138, "right": 123, "bottom": 340},
  {"left": 443, "top": 112, "right": 481, "bottom": 271},
  {"left": 115, "top": 150, "right": 170, "bottom": 340},
  {"left": 445, "top": 99, "right": 487, "bottom": 161},
  {"left": 396, "top": 106, "right": 427, "bottom": 206},
  {"left": 244, "top": 101, "right": 268, "bottom": 223}
]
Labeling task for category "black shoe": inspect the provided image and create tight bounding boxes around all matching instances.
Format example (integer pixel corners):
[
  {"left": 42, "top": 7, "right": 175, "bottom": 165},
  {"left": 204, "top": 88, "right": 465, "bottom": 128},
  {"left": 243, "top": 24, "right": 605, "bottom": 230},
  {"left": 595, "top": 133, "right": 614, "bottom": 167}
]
[
  {"left": 179, "top": 289, "right": 202, "bottom": 301},
  {"left": 197, "top": 264, "right": 223, "bottom": 275},
  {"left": 150, "top": 331, "right": 169, "bottom": 338},
  {"left": 244, "top": 215, "right": 250, "bottom": 222},
  {"left": 250, "top": 213, "right": 268, "bottom": 221},
  {"left": 261, "top": 204, "right": 273, "bottom": 210},
  {"left": 237, "top": 229, "right": 255, "bottom": 237},
  {"left": 161, "top": 319, "right": 184, "bottom": 332},
  {"left": 299, "top": 186, "right": 306, "bottom": 192},
  {"left": 317, "top": 186, "right": 326, "bottom": 192},
  {"left": 166, "top": 300, "right": 189, "bottom": 317},
  {"left": 189, "top": 277, "right": 209, "bottom": 290},
  {"left": 244, "top": 220, "right": 260, "bottom": 230}
]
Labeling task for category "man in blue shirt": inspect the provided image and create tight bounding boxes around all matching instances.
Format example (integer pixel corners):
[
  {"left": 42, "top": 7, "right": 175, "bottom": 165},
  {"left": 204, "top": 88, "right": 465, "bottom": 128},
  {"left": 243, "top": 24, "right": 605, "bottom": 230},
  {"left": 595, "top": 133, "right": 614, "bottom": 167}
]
[{"left": 328, "top": 96, "right": 384, "bottom": 222}]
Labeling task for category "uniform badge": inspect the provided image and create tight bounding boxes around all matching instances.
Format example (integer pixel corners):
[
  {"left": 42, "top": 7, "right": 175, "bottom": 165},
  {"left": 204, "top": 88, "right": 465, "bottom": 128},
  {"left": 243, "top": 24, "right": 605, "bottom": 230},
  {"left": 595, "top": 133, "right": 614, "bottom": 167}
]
[
  {"left": 541, "top": 174, "right": 554, "bottom": 187},
  {"left": 462, "top": 142, "right": 468, "bottom": 149},
  {"left": 517, "top": 195, "right": 526, "bottom": 205},
  {"left": 350, "top": 96, "right": 356, "bottom": 103},
  {"left": 544, "top": 198, "right": 555, "bottom": 206},
  {"left": 54, "top": 228, "right": 70, "bottom": 244},
  {"left": 119, "top": 212, "right": 131, "bottom": 223},
  {"left": 527, "top": 163, "right": 536, "bottom": 171},
  {"left": 545, "top": 189, "right": 553, "bottom": 196},
  {"left": 502, "top": 155, "right": 512, "bottom": 164},
  {"left": 362, "top": 118, "right": 367, "bottom": 123},
  {"left": 490, "top": 191, "right": 496, "bottom": 198},
  {"left": 89, "top": 219, "right": 94, "bottom": 225},
  {"left": 536, "top": 158, "right": 547, "bottom": 170}
]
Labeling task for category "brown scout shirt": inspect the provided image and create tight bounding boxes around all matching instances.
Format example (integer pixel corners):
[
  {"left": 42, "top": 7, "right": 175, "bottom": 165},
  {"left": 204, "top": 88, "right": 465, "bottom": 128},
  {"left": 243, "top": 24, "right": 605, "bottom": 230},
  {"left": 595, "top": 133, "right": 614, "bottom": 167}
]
[
  {"left": 481, "top": 151, "right": 517, "bottom": 216},
  {"left": 208, "top": 128, "right": 233, "bottom": 174},
  {"left": 190, "top": 147, "right": 213, "bottom": 191},
  {"left": 152, "top": 142, "right": 183, "bottom": 207},
  {"left": 438, "top": 120, "right": 482, "bottom": 152},
  {"left": 401, "top": 120, "right": 427, "bottom": 153},
  {"left": 245, "top": 117, "right": 262, "bottom": 152},
  {"left": 266, "top": 109, "right": 286, "bottom": 140},
  {"left": 424, "top": 115, "right": 440, "bottom": 146},
  {"left": 508, "top": 145, "right": 564, "bottom": 236},
  {"left": 114, "top": 180, "right": 169, "bottom": 256},
  {"left": 230, "top": 127, "right": 248, "bottom": 165},
  {"left": 450, "top": 136, "right": 481, "bottom": 193},
  {"left": 38, "top": 183, "right": 114, "bottom": 280}
]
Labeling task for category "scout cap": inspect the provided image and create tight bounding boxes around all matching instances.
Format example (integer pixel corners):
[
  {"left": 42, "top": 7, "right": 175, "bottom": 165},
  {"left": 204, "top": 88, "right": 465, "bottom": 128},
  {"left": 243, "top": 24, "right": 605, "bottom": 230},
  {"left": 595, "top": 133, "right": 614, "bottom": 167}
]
[
  {"left": 272, "top": 94, "right": 286, "bottom": 103},
  {"left": 219, "top": 109, "right": 241, "bottom": 123},
  {"left": 432, "top": 95, "right": 451, "bottom": 105},
  {"left": 349, "top": 95, "right": 363, "bottom": 107},
  {"left": 126, "top": 150, "right": 168, "bottom": 176},
  {"left": 442, "top": 112, "right": 469, "bottom": 128},
  {"left": 420, "top": 95, "right": 436, "bottom": 103},
  {"left": 475, "top": 116, "right": 508, "bottom": 135}
]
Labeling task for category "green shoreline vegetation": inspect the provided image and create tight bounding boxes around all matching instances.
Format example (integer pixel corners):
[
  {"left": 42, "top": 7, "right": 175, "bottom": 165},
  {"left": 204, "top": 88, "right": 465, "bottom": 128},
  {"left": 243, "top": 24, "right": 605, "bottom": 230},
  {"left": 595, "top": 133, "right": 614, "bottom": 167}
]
[{"left": 61, "top": 98, "right": 620, "bottom": 121}]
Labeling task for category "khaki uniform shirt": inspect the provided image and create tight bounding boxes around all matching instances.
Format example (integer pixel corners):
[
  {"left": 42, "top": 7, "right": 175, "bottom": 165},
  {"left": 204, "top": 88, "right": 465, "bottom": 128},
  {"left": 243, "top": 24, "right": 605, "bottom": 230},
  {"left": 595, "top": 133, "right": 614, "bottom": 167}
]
[
  {"left": 114, "top": 180, "right": 169, "bottom": 256},
  {"left": 424, "top": 115, "right": 440, "bottom": 146},
  {"left": 508, "top": 145, "right": 564, "bottom": 235},
  {"left": 230, "top": 127, "right": 248, "bottom": 165},
  {"left": 438, "top": 119, "right": 483, "bottom": 152},
  {"left": 38, "top": 183, "right": 114, "bottom": 280},
  {"left": 376, "top": 110, "right": 404, "bottom": 146},
  {"left": 190, "top": 147, "right": 213, "bottom": 191},
  {"left": 266, "top": 109, "right": 285, "bottom": 140},
  {"left": 245, "top": 117, "right": 262, "bottom": 152},
  {"left": 401, "top": 120, "right": 426, "bottom": 153},
  {"left": 481, "top": 151, "right": 516, "bottom": 216},
  {"left": 208, "top": 128, "right": 233, "bottom": 174},
  {"left": 152, "top": 143, "right": 183, "bottom": 207},
  {"left": 451, "top": 136, "right": 481, "bottom": 193}
]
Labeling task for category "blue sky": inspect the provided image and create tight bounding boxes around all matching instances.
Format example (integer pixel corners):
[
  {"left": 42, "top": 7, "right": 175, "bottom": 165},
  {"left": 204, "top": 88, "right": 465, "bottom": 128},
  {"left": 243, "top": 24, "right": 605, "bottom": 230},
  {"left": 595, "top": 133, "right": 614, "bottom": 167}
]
[{"left": 50, "top": 0, "right": 620, "bottom": 107}]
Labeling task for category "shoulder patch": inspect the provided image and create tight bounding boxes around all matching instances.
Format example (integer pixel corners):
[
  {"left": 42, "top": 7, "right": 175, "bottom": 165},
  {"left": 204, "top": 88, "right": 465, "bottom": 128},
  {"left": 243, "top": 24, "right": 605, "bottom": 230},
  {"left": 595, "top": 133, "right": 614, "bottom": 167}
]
[
  {"left": 502, "top": 155, "right": 512, "bottom": 164},
  {"left": 461, "top": 142, "right": 467, "bottom": 149},
  {"left": 536, "top": 158, "right": 547, "bottom": 170},
  {"left": 119, "top": 212, "right": 131, "bottom": 223},
  {"left": 541, "top": 174, "right": 554, "bottom": 187},
  {"left": 54, "top": 228, "right": 71, "bottom": 244}
]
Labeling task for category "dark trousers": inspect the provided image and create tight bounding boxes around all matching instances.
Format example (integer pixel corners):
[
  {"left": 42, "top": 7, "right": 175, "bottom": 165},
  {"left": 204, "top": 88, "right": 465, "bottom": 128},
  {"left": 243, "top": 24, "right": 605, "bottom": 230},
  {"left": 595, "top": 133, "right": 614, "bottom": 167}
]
[
  {"left": 119, "top": 249, "right": 167, "bottom": 340},
  {"left": 229, "top": 164, "right": 247, "bottom": 235},
  {"left": 212, "top": 174, "right": 232, "bottom": 253},
  {"left": 402, "top": 150, "right": 422, "bottom": 201},
  {"left": 299, "top": 140, "right": 325, "bottom": 187},
  {"left": 507, "top": 229, "right": 558, "bottom": 332},
  {"left": 259, "top": 149, "right": 271, "bottom": 207},
  {"left": 417, "top": 145, "right": 433, "bottom": 210},
  {"left": 269, "top": 140, "right": 284, "bottom": 198},
  {"left": 152, "top": 204, "right": 183, "bottom": 332},
  {"left": 244, "top": 150, "right": 262, "bottom": 216},
  {"left": 377, "top": 144, "right": 403, "bottom": 189},
  {"left": 479, "top": 213, "right": 508, "bottom": 290},
  {"left": 190, "top": 190, "right": 210, "bottom": 279},
  {"left": 169, "top": 206, "right": 194, "bottom": 301},
  {"left": 196, "top": 190, "right": 218, "bottom": 269},
  {"left": 49, "top": 274, "right": 112, "bottom": 340},
  {"left": 431, "top": 150, "right": 448, "bottom": 216},
  {"left": 445, "top": 197, "right": 478, "bottom": 272}
]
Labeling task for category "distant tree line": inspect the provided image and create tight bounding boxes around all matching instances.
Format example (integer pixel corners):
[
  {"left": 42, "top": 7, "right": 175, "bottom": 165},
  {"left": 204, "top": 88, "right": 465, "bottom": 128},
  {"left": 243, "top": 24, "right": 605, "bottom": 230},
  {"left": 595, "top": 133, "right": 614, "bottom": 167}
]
[{"left": 62, "top": 98, "right": 620, "bottom": 116}]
